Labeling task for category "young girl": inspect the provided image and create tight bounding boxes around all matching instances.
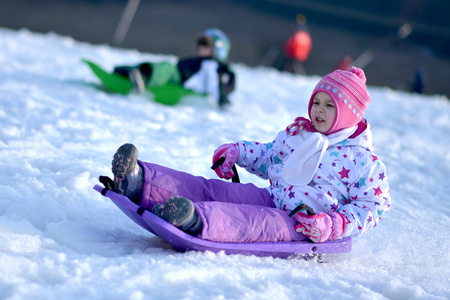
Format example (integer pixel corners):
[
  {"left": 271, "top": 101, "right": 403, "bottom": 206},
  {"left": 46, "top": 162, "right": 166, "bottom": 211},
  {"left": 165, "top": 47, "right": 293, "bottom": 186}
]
[{"left": 108, "top": 67, "right": 391, "bottom": 243}]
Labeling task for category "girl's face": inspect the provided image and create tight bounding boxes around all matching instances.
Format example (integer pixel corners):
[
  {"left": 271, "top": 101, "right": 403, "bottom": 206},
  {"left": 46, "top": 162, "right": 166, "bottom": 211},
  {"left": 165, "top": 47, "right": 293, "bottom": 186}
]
[{"left": 310, "top": 92, "right": 336, "bottom": 134}]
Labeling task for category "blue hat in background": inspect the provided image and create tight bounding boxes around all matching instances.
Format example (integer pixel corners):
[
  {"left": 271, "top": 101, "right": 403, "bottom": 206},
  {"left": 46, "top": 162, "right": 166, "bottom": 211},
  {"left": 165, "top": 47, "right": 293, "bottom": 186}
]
[{"left": 203, "top": 28, "right": 231, "bottom": 62}]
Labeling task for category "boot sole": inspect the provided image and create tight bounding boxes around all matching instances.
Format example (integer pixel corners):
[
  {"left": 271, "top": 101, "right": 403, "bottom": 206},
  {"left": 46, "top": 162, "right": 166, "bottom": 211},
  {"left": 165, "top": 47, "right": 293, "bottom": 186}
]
[
  {"left": 112, "top": 143, "right": 138, "bottom": 195},
  {"left": 161, "top": 196, "right": 195, "bottom": 228}
]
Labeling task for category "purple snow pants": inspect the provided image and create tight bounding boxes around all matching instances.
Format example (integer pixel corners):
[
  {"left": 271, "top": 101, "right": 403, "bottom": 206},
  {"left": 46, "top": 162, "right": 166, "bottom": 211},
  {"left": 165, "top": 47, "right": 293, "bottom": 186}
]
[{"left": 138, "top": 161, "right": 305, "bottom": 243}]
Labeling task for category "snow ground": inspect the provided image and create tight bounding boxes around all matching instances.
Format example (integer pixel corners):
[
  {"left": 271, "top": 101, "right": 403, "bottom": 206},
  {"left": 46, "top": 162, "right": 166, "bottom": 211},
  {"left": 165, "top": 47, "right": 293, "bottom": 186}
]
[{"left": 0, "top": 28, "right": 449, "bottom": 300}]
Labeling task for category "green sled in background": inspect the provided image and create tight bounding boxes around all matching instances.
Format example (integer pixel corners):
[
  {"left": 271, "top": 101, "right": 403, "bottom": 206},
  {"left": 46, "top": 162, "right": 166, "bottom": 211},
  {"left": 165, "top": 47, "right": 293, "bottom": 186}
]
[{"left": 83, "top": 59, "right": 205, "bottom": 106}]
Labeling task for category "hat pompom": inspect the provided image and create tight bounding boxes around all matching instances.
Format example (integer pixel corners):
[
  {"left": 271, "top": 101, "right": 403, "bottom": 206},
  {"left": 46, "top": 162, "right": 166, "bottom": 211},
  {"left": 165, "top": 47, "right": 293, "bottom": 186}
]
[{"left": 348, "top": 67, "right": 366, "bottom": 83}]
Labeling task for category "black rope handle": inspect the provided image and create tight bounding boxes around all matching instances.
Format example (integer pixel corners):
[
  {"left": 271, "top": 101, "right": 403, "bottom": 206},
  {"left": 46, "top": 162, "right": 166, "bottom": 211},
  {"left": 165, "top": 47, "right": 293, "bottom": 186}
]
[
  {"left": 288, "top": 203, "right": 315, "bottom": 217},
  {"left": 99, "top": 176, "right": 114, "bottom": 195},
  {"left": 211, "top": 157, "right": 240, "bottom": 183}
]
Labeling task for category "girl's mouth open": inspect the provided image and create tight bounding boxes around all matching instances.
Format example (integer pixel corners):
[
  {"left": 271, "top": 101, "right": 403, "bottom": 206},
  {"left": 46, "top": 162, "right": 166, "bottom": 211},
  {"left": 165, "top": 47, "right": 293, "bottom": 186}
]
[{"left": 315, "top": 116, "right": 325, "bottom": 123}]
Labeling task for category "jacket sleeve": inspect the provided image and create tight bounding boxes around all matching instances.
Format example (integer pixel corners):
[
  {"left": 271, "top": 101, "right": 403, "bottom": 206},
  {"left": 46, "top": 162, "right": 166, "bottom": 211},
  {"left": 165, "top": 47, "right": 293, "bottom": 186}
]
[
  {"left": 338, "top": 157, "right": 391, "bottom": 238},
  {"left": 217, "top": 66, "right": 235, "bottom": 106},
  {"left": 218, "top": 63, "right": 235, "bottom": 95},
  {"left": 235, "top": 131, "right": 290, "bottom": 179}
]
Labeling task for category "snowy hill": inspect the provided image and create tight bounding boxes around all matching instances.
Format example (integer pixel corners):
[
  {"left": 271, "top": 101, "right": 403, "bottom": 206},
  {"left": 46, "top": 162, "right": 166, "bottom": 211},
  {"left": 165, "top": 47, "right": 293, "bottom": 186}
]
[{"left": 0, "top": 27, "right": 449, "bottom": 300}]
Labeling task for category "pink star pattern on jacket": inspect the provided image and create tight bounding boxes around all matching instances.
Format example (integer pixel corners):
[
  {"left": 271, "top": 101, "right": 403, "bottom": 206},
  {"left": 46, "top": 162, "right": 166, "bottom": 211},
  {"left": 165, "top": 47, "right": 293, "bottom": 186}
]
[
  {"left": 373, "top": 186, "right": 383, "bottom": 197},
  {"left": 338, "top": 167, "right": 350, "bottom": 179}
]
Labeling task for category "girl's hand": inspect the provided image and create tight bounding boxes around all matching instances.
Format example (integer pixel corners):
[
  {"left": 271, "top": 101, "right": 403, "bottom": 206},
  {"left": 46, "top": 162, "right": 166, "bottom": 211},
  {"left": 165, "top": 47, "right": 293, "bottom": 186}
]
[
  {"left": 212, "top": 143, "right": 239, "bottom": 180},
  {"left": 294, "top": 211, "right": 346, "bottom": 243}
]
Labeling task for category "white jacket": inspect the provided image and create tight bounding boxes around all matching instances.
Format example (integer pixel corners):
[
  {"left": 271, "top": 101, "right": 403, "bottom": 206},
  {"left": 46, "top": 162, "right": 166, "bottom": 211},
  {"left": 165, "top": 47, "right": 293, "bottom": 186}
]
[{"left": 235, "top": 122, "right": 391, "bottom": 238}]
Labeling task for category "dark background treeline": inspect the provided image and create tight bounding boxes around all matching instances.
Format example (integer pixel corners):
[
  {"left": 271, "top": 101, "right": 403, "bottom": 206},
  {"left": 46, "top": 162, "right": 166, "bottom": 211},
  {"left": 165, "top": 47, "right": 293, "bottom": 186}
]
[{"left": 1, "top": 0, "right": 449, "bottom": 98}]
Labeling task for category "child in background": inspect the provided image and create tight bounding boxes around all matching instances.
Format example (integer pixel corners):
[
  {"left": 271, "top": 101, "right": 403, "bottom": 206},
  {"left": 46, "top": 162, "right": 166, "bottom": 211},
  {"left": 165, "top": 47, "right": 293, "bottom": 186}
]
[
  {"left": 113, "top": 28, "right": 235, "bottom": 107},
  {"left": 106, "top": 67, "right": 391, "bottom": 243}
]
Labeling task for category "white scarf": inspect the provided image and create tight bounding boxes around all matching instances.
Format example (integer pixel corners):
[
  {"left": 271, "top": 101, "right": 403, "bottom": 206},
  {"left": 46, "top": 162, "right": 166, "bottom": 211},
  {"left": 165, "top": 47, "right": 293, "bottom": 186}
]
[{"left": 282, "top": 126, "right": 357, "bottom": 186}]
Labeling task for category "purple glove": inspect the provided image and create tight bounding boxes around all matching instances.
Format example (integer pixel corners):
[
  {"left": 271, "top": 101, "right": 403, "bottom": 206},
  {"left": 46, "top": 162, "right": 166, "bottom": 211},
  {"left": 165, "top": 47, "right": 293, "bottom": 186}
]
[
  {"left": 212, "top": 143, "right": 239, "bottom": 180},
  {"left": 294, "top": 211, "right": 346, "bottom": 243}
]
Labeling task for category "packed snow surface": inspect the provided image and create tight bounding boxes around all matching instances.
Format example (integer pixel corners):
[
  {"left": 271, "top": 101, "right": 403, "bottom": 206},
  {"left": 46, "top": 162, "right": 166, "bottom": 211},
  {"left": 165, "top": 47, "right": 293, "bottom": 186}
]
[{"left": 0, "top": 28, "right": 449, "bottom": 299}]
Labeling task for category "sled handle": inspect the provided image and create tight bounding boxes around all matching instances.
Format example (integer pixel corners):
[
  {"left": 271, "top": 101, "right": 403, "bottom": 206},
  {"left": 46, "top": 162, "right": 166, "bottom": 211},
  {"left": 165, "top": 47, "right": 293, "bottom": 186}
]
[
  {"left": 211, "top": 157, "right": 240, "bottom": 183},
  {"left": 289, "top": 203, "right": 315, "bottom": 217}
]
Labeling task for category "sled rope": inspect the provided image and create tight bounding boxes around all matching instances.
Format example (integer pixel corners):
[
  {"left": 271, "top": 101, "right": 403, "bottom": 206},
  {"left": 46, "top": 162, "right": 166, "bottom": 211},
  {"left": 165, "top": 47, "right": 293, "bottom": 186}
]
[
  {"left": 211, "top": 157, "right": 240, "bottom": 183},
  {"left": 288, "top": 203, "right": 315, "bottom": 217},
  {"left": 99, "top": 176, "right": 114, "bottom": 195}
]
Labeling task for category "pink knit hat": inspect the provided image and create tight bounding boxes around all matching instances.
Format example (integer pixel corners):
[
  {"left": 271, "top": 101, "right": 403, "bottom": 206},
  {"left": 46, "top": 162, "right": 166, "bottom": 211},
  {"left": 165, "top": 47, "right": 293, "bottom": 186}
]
[{"left": 308, "top": 66, "right": 371, "bottom": 134}]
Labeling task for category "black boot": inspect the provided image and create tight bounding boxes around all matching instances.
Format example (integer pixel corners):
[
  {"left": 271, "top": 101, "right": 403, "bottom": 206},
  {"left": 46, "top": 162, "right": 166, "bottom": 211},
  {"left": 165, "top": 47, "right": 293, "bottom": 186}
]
[
  {"left": 153, "top": 196, "right": 203, "bottom": 235},
  {"left": 111, "top": 143, "right": 143, "bottom": 204}
]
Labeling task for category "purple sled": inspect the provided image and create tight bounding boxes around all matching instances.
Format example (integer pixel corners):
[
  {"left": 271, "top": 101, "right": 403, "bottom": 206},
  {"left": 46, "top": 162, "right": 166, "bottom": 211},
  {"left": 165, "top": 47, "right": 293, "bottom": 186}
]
[{"left": 94, "top": 185, "right": 351, "bottom": 259}]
